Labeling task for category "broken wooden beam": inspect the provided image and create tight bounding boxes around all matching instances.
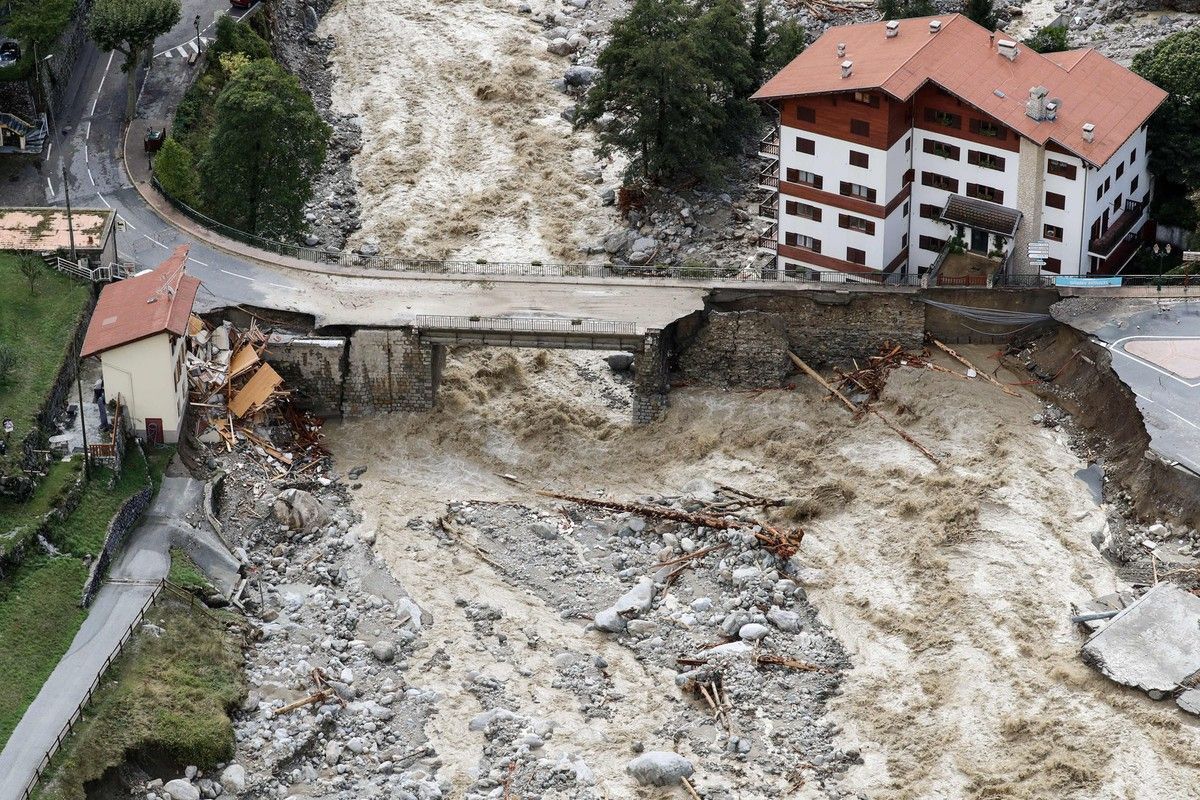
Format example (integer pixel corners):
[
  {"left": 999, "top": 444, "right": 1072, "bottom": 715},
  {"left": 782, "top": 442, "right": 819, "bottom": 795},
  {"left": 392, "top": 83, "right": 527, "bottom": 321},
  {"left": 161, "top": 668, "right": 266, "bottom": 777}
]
[
  {"left": 272, "top": 688, "right": 333, "bottom": 716},
  {"left": 930, "top": 338, "right": 1019, "bottom": 397}
]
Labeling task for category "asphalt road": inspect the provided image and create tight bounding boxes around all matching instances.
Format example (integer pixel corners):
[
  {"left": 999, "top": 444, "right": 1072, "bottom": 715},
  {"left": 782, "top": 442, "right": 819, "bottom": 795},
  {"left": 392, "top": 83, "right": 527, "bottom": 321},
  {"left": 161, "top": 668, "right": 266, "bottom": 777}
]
[
  {"left": 1090, "top": 301, "right": 1200, "bottom": 476},
  {"left": 0, "top": 477, "right": 201, "bottom": 800},
  {"left": 19, "top": 0, "right": 710, "bottom": 334}
]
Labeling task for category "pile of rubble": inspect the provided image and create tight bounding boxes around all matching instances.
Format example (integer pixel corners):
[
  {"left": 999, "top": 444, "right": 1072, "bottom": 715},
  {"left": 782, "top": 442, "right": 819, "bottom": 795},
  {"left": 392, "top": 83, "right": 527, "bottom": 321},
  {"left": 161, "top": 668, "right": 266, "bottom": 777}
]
[{"left": 187, "top": 317, "right": 329, "bottom": 480}]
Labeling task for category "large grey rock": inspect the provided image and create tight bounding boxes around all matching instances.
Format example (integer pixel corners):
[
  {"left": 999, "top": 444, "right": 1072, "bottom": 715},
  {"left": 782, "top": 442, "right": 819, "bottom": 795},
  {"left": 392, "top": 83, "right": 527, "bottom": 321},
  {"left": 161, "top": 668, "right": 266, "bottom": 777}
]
[
  {"left": 612, "top": 577, "right": 655, "bottom": 615},
  {"left": 593, "top": 606, "right": 626, "bottom": 633},
  {"left": 1081, "top": 583, "right": 1200, "bottom": 694},
  {"left": 564, "top": 66, "right": 601, "bottom": 87},
  {"left": 219, "top": 764, "right": 246, "bottom": 793},
  {"left": 273, "top": 489, "right": 329, "bottom": 534},
  {"left": 371, "top": 640, "right": 397, "bottom": 663},
  {"left": 1178, "top": 688, "right": 1200, "bottom": 716},
  {"left": 547, "top": 37, "right": 576, "bottom": 56},
  {"left": 626, "top": 752, "right": 694, "bottom": 786},
  {"left": 163, "top": 780, "right": 201, "bottom": 800}
]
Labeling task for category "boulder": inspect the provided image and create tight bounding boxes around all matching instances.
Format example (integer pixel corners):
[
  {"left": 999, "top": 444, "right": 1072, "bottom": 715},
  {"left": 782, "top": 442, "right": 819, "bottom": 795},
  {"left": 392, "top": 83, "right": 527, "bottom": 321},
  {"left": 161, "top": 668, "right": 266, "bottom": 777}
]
[
  {"left": 371, "top": 640, "right": 397, "bottom": 663},
  {"left": 605, "top": 354, "right": 634, "bottom": 372},
  {"left": 547, "top": 38, "right": 576, "bottom": 56},
  {"left": 564, "top": 66, "right": 601, "bottom": 87},
  {"left": 163, "top": 780, "right": 200, "bottom": 800},
  {"left": 219, "top": 764, "right": 246, "bottom": 793},
  {"left": 627, "top": 752, "right": 694, "bottom": 786},
  {"left": 272, "top": 489, "right": 329, "bottom": 534}
]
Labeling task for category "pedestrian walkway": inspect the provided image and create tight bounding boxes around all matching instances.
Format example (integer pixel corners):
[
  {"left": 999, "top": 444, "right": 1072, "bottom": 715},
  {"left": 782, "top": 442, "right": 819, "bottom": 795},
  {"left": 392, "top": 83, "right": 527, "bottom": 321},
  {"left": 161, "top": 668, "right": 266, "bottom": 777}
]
[
  {"left": 153, "top": 37, "right": 213, "bottom": 60},
  {"left": 0, "top": 476, "right": 202, "bottom": 800}
]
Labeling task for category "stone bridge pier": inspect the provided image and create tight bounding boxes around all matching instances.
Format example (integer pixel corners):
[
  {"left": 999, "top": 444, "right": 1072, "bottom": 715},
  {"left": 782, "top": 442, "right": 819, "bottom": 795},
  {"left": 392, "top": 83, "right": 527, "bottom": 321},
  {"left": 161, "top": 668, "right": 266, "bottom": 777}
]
[{"left": 340, "top": 322, "right": 672, "bottom": 425}]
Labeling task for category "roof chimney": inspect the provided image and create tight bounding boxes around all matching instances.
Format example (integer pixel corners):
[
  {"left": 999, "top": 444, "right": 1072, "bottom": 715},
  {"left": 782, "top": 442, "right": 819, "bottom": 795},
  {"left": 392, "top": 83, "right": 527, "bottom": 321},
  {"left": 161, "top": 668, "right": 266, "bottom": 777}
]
[
  {"left": 886, "top": 20, "right": 899, "bottom": 38},
  {"left": 1044, "top": 101, "right": 1058, "bottom": 121},
  {"left": 837, "top": 42, "right": 846, "bottom": 58},
  {"left": 997, "top": 39, "right": 1018, "bottom": 61},
  {"left": 1025, "top": 85, "right": 1048, "bottom": 121},
  {"left": 841, "top": 60, "right": 854, "bottom": 79},
  {"left": 929, "top": 20, "right": 942, "bottom": 34},
  {"left": 1082, "top": 122, "right": 1095, "bottom": 143}
]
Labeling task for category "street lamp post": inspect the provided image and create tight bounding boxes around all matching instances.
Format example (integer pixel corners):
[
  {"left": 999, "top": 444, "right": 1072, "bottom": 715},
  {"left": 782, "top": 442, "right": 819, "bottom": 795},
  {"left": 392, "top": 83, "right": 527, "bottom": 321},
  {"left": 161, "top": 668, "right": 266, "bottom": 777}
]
[{"left": 31, "top": 43, "right": 55, "bottom": 136}]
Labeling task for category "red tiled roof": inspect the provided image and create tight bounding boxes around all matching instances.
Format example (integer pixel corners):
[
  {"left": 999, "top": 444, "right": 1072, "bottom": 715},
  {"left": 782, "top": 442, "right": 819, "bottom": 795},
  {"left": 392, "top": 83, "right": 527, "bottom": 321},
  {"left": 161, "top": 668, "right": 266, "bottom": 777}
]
[
  {"left": 752, "top": 14, "right": 1168, "bottom": 166},
  {"left": 80, "top": 246, "right": 201, "bottom": 358}
]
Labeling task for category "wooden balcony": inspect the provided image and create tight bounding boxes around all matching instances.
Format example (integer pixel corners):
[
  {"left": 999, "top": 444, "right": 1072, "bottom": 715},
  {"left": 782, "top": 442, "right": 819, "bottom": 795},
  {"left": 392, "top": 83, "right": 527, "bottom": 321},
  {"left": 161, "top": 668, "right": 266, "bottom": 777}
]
[
  {"left": 757, "top": 222, "right": 778, "bottom": 251},
  {"left": 1089, "top": 199, "right": 1145, "bottom": 256},
  {"left": 758, "top": 159, "right": 779, "bottom": 189},
  {"left": 758, "top": 129, "right": 780, "bottom": 158}
]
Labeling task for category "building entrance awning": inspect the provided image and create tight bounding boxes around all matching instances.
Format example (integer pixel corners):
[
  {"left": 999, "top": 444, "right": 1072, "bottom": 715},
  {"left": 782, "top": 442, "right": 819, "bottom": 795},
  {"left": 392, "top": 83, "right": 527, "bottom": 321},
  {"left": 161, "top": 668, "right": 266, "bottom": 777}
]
[{"left": 940, "top": 195, "right": 1022, "bottom": 238}]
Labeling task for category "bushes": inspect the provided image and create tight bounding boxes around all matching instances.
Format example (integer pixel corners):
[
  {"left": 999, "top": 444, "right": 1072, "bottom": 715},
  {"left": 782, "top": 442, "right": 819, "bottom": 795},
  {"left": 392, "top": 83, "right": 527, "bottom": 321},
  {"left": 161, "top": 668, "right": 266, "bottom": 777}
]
[{"left": 153, "top": 138, "right": 200, "bottom": 206}]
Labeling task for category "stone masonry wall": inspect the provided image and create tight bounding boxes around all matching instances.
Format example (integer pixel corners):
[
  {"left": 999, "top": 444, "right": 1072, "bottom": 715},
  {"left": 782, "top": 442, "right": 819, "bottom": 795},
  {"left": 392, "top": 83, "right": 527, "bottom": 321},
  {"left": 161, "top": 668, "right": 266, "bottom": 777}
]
[
  {"left": 678, "top": 311, "right": 790, "bottom": 388},
  {"left": 632, "top": 330, "right": 669, "bottom": 425},
  {"left": 265, "top": 337, "right": 347, "bottom": 418},
  {"left": 678, "top": 291, "right": 924, "bottom": 387},
  {"left": 342, "top": 329, "right": 442, "bottom": 415}
]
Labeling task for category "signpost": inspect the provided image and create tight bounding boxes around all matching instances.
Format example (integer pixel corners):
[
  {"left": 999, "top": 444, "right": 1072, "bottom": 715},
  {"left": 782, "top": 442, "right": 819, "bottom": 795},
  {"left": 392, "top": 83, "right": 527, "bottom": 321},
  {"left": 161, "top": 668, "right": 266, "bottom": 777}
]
[{"left": 1027, "top": 240, "right": 1049, "bottom": 271}]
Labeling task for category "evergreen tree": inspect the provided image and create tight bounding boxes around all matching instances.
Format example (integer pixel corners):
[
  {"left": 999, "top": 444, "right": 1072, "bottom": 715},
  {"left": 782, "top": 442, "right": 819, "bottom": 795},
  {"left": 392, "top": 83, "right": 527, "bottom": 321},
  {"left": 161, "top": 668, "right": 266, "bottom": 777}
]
[
  {"left": 153, "top": 137, "right": 200, "bottom": 206},
  {"left": 964, "top": 0, "right": 996, "bottom": 30},
  {"left": 751, "top": 0, "right": 770, "bottom": 85},
  {"left": 199, "top": 59, "right": 330, "bottom": 237},
  {"left": 1133, "top": 29, "right": 1200, "bottom": 228},
  {"left": 87, "top": 0, "right": 181, "bottom": 121},
  {"left": 764, "top": 18, "right": 807, "bottom": 78},
  {"left": 576, "top": 0, "right": 723, "bottom": 183},
  {"left": 692, "top": 0, "right": 757, "bottom": 148}
]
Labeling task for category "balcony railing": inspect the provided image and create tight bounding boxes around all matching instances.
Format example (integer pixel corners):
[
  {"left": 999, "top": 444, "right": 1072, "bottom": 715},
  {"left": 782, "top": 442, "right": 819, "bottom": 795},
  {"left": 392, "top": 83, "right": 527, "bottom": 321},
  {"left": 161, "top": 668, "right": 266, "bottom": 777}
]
[
  {"left": 759, "top": 159, "right": 779, "bottom": 189},
  {"left": 757, "top": 198, "right": 777, "bottom": 219},
  {"left": 757, "top": 222, "right": 778, "bottom": 251},
  {"left": 1089, "top": 199, "right": 1146, "bottom": 256},
  {"left": 759, "top": 129, "right": 780, "bottom": 157}
]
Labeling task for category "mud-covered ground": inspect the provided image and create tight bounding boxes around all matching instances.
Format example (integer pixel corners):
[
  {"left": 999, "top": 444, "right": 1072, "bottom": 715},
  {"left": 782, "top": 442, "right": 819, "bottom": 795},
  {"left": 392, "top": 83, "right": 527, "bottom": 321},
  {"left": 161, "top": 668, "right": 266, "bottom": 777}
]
[{"left": 323, "top": 347, "right": 1200, "bottom": 799}]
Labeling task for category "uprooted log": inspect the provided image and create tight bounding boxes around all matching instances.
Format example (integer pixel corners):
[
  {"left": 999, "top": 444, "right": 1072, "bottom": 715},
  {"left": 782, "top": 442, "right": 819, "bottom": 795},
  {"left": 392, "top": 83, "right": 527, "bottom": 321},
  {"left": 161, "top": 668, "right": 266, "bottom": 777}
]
[
  {"left": 531, "top": 488, "right": 804, "bottom": 559},
  {"left": 930, "top": 338, "right": 1020, "bottom": 397},
  {"left": 789, "top": 352, "right": 941, "bottom": 466},
  {"left": 273, "top": 688, "right": 334, "bottom": 716}
]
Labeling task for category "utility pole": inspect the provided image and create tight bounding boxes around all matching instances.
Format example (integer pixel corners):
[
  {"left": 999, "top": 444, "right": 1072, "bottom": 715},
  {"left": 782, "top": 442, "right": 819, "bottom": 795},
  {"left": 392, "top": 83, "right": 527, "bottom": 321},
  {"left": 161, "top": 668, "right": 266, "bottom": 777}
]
[
  {"left": 62, "top": 163, "right": 77, "bottom": 260},
  {"left": 76, "top": 370, "right": 90, "bottom": 481}
]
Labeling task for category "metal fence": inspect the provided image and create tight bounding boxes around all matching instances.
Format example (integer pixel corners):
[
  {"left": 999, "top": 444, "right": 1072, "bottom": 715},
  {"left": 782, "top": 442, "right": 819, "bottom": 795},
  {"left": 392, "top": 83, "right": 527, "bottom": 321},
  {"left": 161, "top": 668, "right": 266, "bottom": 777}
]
[{"left": 416, "top": 315, "right": 640, "bottom": 336}]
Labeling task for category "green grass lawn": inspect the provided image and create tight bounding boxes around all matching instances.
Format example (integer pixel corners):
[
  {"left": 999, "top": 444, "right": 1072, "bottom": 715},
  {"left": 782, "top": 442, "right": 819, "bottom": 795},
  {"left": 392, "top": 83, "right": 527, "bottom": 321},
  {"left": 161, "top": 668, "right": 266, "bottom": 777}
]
[
  {"left": 0, "top": 556, "right": 89, "bottom": 744},
  {"left": 56, "top": 456, "right": 151, "bottom": 559},
  {"left": 0, "top": 460, "right": 81, "bottom": 558},
  {"left": 34, "top": 594, "right": 243, "bottom": 800},
  {"left": 0, "top": 253, "right": 91, "bottom": 472},
  {"left": 168, "top": 547, "right": 211, "bottom": 593}
]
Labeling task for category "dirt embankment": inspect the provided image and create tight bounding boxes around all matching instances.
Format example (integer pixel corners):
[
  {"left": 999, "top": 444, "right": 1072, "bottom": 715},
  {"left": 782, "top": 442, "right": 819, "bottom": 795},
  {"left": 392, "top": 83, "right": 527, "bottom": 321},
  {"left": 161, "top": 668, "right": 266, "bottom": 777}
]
[
  {"left": 1016, "top": 324, "right": 1200, "bottom": 529},
  {"left": 329, "top": 345, "right": 1200, "bottom": 799}
]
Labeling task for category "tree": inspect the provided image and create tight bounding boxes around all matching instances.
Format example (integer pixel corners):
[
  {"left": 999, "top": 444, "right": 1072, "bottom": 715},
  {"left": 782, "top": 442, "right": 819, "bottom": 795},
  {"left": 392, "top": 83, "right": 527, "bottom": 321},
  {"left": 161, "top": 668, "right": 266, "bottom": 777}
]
[
  {"left": 210, "top": 14, "right": 271, "bottom": 60},
  {"left": 880, "top": 0, "right": 935, "bottom": 19},
  {"left": 153, "top": 137, "right": 200, "bottom": 205},
  {"left": 1133, "top": 29, "right": 1200, "bottom": 227},
  {"left": 576, "top": 0, "right": 723, "bottom": 183},
  {"left": 199, "top": 59, "right": 330, "bottom": 237},
  {"left": 17, "top": 255, "right": 42, "bottom": 296},
  {"left": 87, "top": 0, "right": 182, "bottom": 122},
  {"left": 8, "top": 0, "right": 75, "bottom": 49},
  {"left": 764, "top": 18, "right": 807, "bottom": 78},
  {"left": 1023, "top": 24, "right": 1068, "bottom": 54},
  {"left": 751, "top": 0, "right": 769, "bottom": 85},
  {"left": 691, "top": 0, "right": 757, "bottom": 147},
  {"left": 964, "top": 0, "right": 996, "bottom": 30}
]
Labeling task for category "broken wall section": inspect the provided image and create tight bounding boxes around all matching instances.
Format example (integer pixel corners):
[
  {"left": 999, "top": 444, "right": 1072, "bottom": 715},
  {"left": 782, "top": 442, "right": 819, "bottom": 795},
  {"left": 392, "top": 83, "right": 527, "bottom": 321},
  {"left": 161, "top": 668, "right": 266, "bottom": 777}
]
[
  {"left": 677, "top": 292, "right": 924, "bottom": 387},
  {"left": 342, "top": 328, "right": 444, "bottom": 415},
  {"left": 265, "top": 336, "right": 348, "bottom": 418}
]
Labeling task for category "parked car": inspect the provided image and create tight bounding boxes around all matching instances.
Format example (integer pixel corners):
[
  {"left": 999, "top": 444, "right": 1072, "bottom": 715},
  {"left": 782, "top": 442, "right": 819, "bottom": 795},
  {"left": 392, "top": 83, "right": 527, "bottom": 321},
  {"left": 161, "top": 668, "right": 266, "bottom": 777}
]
[
  {"left": 0, "top": 41, "right": 21, "bottom": 68},
  {"left": 229, "top": 0, "right": 256, "bottom": 8}
]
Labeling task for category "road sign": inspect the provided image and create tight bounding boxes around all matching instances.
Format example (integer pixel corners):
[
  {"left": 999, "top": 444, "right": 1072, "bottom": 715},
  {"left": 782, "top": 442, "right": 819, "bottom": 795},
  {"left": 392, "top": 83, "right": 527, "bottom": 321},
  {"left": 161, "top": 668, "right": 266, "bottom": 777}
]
[{"left": 1183, "top": 250, "right": 1200, "bottom": 263}]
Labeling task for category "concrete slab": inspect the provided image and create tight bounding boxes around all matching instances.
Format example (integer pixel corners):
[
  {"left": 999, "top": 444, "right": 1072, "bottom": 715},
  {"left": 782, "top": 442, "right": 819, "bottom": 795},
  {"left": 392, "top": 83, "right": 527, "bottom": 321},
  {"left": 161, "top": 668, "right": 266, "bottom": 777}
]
[
  {"left": 1178, "top": 688, "right": 1200, "bottom": 716},
  {"left": 1081, "top": 583, "right": 1200, "bottom": 695}
]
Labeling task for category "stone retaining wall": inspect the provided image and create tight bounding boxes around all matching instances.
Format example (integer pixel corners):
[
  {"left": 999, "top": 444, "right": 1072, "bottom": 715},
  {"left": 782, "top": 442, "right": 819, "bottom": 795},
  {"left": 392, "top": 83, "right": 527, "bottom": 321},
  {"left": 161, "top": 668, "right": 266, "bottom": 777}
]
[
  {"left": 342, "top": 329, "right": 443, "bottom": 415},
  {"left": 264, "top": 336, "right": 347, "bottom": 417}
]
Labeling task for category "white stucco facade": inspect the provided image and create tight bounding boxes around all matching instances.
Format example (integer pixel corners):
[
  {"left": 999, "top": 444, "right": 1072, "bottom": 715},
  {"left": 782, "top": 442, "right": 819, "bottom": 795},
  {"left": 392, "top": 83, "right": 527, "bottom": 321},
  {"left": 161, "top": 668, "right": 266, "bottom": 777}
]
[{"left": 98, "top": 332, "right": 188, "bottom": 444}]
